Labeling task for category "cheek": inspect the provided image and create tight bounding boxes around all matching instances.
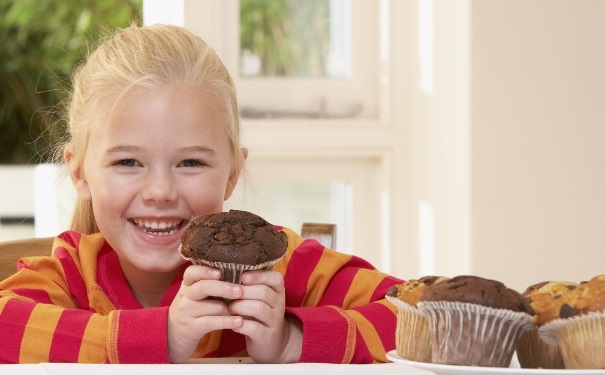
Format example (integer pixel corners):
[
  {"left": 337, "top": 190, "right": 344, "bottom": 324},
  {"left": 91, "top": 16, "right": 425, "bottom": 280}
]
[
  {"left": 88, "top": 175, "right": 134, "bottom": 218},
  {"left": 184, "top": 182, "right": 229, "bottom": 216}
]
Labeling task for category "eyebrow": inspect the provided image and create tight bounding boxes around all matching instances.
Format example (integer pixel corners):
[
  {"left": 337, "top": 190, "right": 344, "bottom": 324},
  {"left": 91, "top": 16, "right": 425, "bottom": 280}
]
[
  {"left": 179, "top": 145, "right": 217, "bottom": 155},
  {"left": 105, "top": 145, "right": 141, "bottom": 154},
  {"left": 105, "top": 145, "right": 217, "bottom": 155}
]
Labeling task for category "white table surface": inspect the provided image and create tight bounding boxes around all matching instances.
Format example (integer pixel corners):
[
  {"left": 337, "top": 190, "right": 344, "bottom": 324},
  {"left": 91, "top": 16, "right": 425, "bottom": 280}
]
[{"left": 1, "top": 361, "right": 433, "bottom": 375}]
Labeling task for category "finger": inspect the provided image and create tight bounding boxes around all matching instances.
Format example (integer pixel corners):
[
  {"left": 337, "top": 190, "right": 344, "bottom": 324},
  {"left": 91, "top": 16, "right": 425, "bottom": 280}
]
[
  {"left": 176, "top": 298, "right": 232, "bottom": 317},
  {"left": 229, "top": 299, "right": 271, "bottom": 321},
  {"left": 182, "top": 265, "right": 221, "bottom": 286},
  {"left": 230, "top": 316, "right": 267, "bottom": 338},
  {"left": 184, "top": 280, "right": 244, "bottom": 301},
  {"left": 241, "top": 270, "right": 284, "bottom": 293},
  {"left": 236, "top": 284, "right": 281, "bottom": 309},
  {"left": 193, "top": 315, "right": 244, "bottom": 333}
]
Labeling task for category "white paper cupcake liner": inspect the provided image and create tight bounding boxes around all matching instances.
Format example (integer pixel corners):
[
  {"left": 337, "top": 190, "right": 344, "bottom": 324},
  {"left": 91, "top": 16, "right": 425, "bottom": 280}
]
[
  {"left": 539, "top": 311, "right": 605, "bottom": 369},
  {"left": 418, "top": 301, "right": 534, "bottom": 367},
  {"left": 516, "top": 327, "right": 564, "bottom": 369},
  {"left": 385, "top": 295, "right": 432, "bottom": 363},
  {"left": 196, "top": 257, "right": 283, "bottom": 283},
  {"left": 179, "top": 244, "right": 284, "bottom": 281},
  {"left": 179, "top": 244, "right": 284, "bottom": 302}
]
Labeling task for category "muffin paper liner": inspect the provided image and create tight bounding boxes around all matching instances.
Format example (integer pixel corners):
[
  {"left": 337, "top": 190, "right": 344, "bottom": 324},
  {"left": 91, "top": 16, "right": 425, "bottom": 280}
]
[
  {"left": 516, "top": 328, "right": 565, "bottom": 369},
  {"left": 179, "top": 245, "right": 284, "bottom": 302},
  {"left": 418, "top": 301, "right": 534, "bottom": 367},
  {"left": 385, "top": 295, "right": 432, "bottom": 363},
  {"left": 539, "top": 311, "right": 605, "bottom": 369}
]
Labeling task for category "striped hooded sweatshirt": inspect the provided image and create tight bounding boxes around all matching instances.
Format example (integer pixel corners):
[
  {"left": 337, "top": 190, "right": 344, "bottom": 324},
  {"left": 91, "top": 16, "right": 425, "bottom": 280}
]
[{"left": 0, "top": 227, "right": 401, "bottom": 364}]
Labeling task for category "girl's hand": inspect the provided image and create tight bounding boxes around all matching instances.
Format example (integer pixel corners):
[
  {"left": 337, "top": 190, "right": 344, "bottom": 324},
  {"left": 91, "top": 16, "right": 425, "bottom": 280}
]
[
  {"left": 228, "top": 270, "right": 302, "bottom": 363},
  {"left": 167, "top": 265, "right": 244, "bottom": 363}
]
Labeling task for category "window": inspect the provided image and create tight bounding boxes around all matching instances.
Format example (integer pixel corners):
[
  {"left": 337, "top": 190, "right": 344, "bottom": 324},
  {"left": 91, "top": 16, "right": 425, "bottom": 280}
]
[
  {"left": 236, "top": 0, "right": 381, "bottom": 119},
  {"left": 143, "top": 0, "right": 396, "bottom": 272}
]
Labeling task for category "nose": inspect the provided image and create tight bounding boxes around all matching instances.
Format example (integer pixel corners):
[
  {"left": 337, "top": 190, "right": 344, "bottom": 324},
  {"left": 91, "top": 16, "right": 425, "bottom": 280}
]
[{"left": 141, "top": 169, "right": 178, "bottom": 203}]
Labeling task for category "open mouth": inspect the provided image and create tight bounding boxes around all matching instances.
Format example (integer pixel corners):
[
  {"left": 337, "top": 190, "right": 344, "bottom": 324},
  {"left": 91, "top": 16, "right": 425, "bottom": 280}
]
[{"left": 132, "top": 218, "right": 184, "bottom": 236}]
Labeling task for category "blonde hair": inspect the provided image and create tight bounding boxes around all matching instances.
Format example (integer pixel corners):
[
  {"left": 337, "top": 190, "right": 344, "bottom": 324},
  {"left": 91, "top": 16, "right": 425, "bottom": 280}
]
[{"left": 59, "top": 23, "right": 244, "bottom": 234}]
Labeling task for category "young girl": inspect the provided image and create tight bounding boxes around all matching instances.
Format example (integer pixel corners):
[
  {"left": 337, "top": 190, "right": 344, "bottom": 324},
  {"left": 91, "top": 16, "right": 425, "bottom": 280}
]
[{"left": 0, "top": 24, "right": 402, "bottom": 364}]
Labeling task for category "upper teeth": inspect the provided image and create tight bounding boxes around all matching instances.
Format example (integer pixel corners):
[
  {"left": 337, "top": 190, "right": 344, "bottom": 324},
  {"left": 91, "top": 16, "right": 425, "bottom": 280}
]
[{"left": 134, "top": 219, "right": 180, "bottom": 230}]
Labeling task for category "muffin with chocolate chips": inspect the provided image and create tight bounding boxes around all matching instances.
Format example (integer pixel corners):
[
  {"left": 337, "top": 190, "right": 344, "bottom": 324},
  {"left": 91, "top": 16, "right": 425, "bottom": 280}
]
[
  {"left": 179, "top": 210, "right": 287, "bottom": 288},
  {"left": 517, "top": 280, "right": 578, "bottom": 369},
  {"left": 539, "top": 277, "right": 605, "bottom": 369},
  {"left": 386, "top": 276, "right": 449, "bottom": 362},
  {"left": 418, "top": 275, "right": 534, "bottom": 367}
]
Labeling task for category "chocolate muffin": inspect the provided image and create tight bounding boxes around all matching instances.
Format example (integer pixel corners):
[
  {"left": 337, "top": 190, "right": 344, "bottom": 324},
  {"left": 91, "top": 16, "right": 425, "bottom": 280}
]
[
  {"left": 421, "top": 275, "right": 534, "bottom": 313},
  {"left": 179, "top": 210, "right": 287, "bottom": 287},
  {"left": 418, "top": 275, "right": 534, "bottom": 367}
]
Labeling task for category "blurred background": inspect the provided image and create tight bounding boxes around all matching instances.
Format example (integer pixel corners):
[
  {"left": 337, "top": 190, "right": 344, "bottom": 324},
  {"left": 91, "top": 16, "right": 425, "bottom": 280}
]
[{"left": 1, "top": 0, "right": 605, "bottom": 292}]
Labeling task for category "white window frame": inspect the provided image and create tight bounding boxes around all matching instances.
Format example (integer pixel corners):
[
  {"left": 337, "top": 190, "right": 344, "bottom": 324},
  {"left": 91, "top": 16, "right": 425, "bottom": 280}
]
[
  {"left": 143, "top": 0, "right": 401, "bottom": 273},
  {"left": 145, "top": 0, "right": 384, "bottom": 120}
]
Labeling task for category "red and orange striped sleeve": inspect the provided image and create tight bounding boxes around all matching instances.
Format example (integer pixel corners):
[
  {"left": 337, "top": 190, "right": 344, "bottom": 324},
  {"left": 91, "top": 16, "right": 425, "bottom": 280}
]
[
  {"left": 275, "top": 227, "right": 403, "bottom": 364},
  {"left": 0, "top": 231, "right": 170, "bottom": 364}
]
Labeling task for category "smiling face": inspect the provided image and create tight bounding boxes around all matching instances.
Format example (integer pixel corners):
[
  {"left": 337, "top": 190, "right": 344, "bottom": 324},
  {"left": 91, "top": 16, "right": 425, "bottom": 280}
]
[{"left": 68, "top": 85, "right": 241, "bottom": 274}]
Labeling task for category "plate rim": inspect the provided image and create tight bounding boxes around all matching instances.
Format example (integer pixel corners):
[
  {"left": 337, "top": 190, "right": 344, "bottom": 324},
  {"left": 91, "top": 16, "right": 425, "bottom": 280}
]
[{"left": 385, "top": 350, "right": 605, "bottom": 375}]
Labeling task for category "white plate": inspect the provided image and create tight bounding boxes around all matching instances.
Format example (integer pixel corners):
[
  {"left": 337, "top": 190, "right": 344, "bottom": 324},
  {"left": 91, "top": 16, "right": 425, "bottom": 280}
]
[{"left": 386, "top": 351, "right": 605, "bottom": 375}]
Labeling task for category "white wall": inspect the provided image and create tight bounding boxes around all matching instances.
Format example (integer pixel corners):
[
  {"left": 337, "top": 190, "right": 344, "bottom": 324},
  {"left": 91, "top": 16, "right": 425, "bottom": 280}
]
[
  {"left": 471, "top": 1, "right": 605, "bottom": 291},
  {"left": 397, "top": 0, "right": 605, "bottom": 292},
  {"left": 0, "top": 166, "right": 35, "bottom": 241},
  {"left": 392, "top": 0, "right": 472, "bottom": 281}
]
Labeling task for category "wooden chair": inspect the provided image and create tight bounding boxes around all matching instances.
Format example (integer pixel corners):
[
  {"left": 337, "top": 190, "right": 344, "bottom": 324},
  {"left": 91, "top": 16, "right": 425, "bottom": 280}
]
[
  {"left": 300, "top": 223, "right": 337, "bottom": 249},
  {"left": 0, "top": 223, "right": 337, "bottom": 281},
  {"left": 0, "top": 236, "right": 54, "bottom": 281}
]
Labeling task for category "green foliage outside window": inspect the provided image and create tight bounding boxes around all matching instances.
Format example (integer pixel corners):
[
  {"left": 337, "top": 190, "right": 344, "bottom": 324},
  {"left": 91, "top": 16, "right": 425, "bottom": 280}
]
[
  {"left": 0, "top": 0, "right": 141, "bottom": 164},
  {"left": 240, "top": 0, "right": 330, "bottom": 77}
]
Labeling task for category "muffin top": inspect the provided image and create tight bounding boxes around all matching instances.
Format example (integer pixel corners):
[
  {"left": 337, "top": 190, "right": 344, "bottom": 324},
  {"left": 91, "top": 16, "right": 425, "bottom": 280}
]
[
  {"left": 421, "top": 275, "right": 535, "bottom": 314},
  {"left": 522, "top": 280, "right": 578, "bottom": 325},
  {"left": 557, "top": 278, "right": 605, "bottom": 319},
  {"left": 387, "top": 276, "right": 449, "bottom": 306},
  {"left": 179, "top": 210, "right": 288, "bottom": 265},
  {"left": 587, "top": 274, "right": 605, "bottom": 283}
]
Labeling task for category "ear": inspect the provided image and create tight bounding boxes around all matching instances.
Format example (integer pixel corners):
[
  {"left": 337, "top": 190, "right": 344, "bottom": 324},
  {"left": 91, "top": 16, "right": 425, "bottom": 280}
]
[
  {"left": 224, "top": 147, "right": 248, "bottom": 201},
  {"left": 64, "top": 148, "right": 92, "bottom": 201}
]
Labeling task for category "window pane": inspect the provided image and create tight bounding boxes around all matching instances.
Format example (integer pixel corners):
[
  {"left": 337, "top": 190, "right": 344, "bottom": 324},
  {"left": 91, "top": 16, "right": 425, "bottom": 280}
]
[
  {"left": 227, "top": 180, "right": 351, "bottom": 252},
  {"left": 239, "top": 0, "right": 350, "bottom": 78}
]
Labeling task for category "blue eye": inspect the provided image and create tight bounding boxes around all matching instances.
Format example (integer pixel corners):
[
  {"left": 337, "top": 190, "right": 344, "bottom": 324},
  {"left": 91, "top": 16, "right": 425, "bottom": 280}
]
[
  {"left": 116, "top": 159, "right": 138, "bottom": 167},
  {"left": 180, "top": 159, "right": 203, "bottom": 167}
]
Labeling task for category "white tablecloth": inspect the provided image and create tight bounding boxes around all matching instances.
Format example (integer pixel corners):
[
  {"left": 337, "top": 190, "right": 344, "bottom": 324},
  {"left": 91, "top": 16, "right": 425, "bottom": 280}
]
[{"left": 2, "top": 362, "right": 433, "bottom": 375}]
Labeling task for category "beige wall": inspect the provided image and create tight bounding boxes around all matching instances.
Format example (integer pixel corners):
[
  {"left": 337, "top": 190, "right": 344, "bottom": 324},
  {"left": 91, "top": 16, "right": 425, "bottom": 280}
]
[
  {"left": 472, "top": 1, "right": 605, "bottom": 291},
  {"left": 398, "top": 0, "right": 605, "bottom": 291}
]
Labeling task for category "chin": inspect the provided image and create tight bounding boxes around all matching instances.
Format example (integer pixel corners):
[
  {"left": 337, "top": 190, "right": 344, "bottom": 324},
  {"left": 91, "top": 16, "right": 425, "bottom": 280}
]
[{"left": 139, "top": 260, "right": 186, "bottom": 274}]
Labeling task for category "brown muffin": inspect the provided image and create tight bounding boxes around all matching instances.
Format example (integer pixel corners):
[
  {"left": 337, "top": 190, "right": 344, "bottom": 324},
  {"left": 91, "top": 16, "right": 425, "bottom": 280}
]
[
  {"left": 516, "top": 280, "right": 578, "bottom": 369},
  {"left": 557, "top": 279, "right": 605, "bottom": 319},
  {"left": 587, "top": 274, "right": 605, "bottom": 283},
  {"left": 418, "top": 275, "right": 534, "bottom": 367},
  {"left": 179, "top": 210, "right": 287, "bottom": 289},
  {"left": 421, "top": 275, "right": 534, "bottom": 313},
  {"left": 524, "top": 281, "right": 578, "bottom": 326},
  {"left": 385, "top": 276, "right": 449, "bottom": 362},
  {"left": 180, "top": 210, "right": 287, "bottom": 266},
  {"left": 539, "top": 279, "right": 605, "bottom": 369}
]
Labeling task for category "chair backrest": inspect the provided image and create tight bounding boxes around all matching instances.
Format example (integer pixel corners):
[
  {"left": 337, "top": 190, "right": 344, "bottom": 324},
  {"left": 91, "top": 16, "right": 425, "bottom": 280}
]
[
  {"left": 0, "top": 223, "right": 337, "bottom": 281},
  {"left": 0, "top": 237, "right": 54, "bottom": 281},
  {"left": 300, "top": 223, "right": 337, "bottom": 249}
]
